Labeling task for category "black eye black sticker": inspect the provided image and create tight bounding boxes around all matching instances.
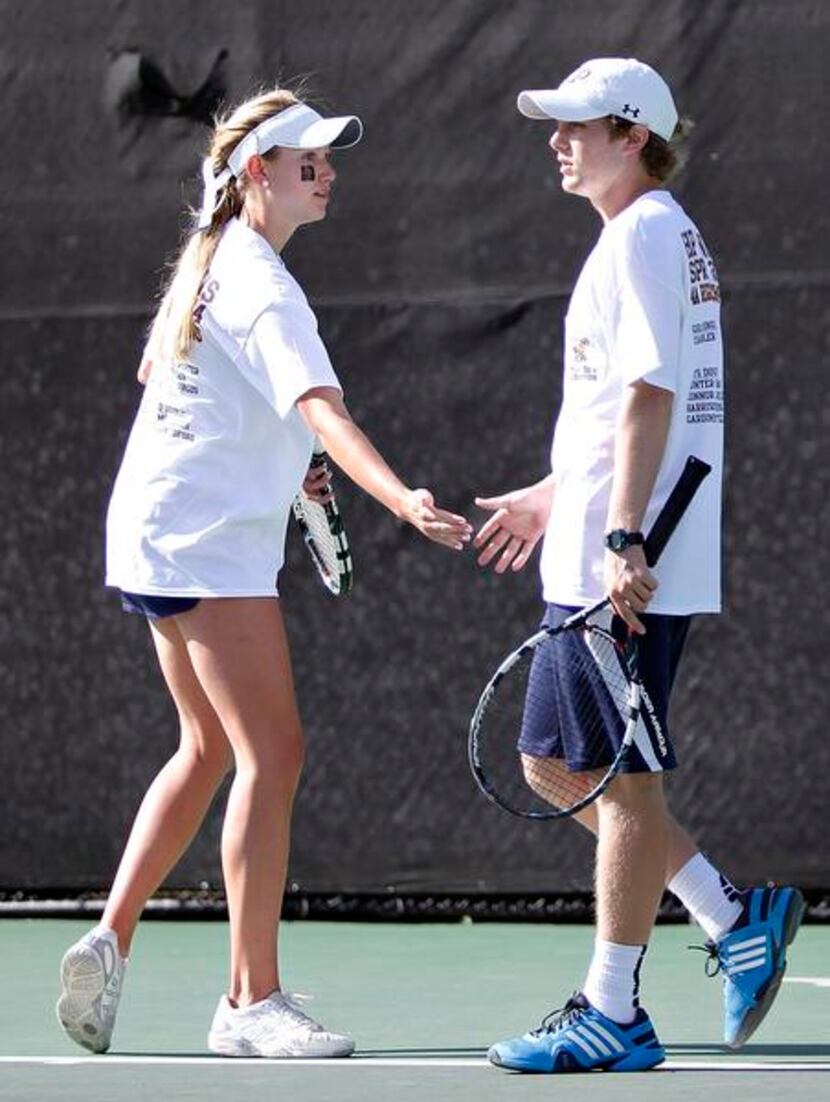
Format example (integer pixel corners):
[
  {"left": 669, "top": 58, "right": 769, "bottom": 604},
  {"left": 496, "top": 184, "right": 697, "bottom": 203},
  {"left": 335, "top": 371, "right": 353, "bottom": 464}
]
[{"left": 301, "top": 165, "right": 316, "bottom": 181}]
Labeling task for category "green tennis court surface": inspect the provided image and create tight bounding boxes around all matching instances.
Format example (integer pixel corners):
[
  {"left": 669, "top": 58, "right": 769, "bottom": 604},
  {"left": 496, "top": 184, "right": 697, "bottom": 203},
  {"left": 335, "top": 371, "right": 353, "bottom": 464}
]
[{"left": 2, "top": 919, "right": 828, "bottom": 1100}]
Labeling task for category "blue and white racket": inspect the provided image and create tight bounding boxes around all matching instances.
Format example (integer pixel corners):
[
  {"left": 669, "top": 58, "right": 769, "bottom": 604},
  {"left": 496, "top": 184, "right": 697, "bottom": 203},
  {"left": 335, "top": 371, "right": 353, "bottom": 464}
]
[{"left": 468, "top": 456, "right": 711, "bottom": 819}]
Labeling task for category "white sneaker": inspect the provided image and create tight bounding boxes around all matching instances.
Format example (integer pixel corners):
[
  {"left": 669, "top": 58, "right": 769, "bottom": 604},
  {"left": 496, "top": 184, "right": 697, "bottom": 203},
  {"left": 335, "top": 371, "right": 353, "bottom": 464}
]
[
  {"left": 56, "top": 927, "right": 126, "bottom": 1053},
  {"left": 207, "top": 990, "right": 355, "bottom": 1058}
]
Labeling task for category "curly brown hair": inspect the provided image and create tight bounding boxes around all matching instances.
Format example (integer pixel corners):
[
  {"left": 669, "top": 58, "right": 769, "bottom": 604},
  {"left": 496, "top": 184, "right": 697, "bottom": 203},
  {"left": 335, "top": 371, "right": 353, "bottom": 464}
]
[{"left": 606, "top": 115, "right": 694, "bottom": 183}]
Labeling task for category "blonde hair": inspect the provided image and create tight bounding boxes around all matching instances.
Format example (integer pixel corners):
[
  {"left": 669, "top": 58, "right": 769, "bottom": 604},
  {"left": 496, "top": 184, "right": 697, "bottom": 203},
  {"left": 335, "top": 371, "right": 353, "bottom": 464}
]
[{"left": 149, "top": 87, "right": 300, "bottom": 365}]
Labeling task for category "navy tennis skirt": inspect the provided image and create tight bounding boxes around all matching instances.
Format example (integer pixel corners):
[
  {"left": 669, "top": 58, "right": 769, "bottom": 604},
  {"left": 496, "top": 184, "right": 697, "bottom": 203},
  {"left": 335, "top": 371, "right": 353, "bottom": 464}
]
[
  {"left": 517, "top": 603, "right": 691, "bottom": 773},
  {"left": 120, "top": 591, "right": 200, "bottom": 620}
]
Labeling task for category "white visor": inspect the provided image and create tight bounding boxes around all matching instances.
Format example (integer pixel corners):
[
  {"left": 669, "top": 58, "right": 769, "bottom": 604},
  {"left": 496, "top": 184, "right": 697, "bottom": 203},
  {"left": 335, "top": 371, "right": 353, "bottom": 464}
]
[
  {"left": 226, "top": 103, "right": 362, "bottom": 176},
  {"left": 198, "top": 103, "right": 363, "bottom": 230}
]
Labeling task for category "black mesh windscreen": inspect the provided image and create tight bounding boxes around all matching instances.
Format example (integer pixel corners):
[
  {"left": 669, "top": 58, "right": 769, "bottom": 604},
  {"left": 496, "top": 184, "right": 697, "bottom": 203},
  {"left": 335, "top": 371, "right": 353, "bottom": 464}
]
[{"left": 1, "top": 1, "right": 828, "bottom": 895}]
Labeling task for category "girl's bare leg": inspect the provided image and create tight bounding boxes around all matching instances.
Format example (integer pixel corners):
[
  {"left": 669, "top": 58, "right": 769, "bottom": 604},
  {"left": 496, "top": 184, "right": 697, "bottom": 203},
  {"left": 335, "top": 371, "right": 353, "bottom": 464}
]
[
  {"left": 102, "top": 615, "right": 233, "bottom": 955},
  {"left": 176, "top": 598, "right": 305, "bottom": 1006}
]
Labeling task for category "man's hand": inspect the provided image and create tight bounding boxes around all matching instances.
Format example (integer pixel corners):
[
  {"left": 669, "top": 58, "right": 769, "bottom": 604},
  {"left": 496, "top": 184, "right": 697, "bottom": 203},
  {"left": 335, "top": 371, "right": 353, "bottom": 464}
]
[
  {"left": 603, "top": 545, "right": 658, "bottom": 634},
  {"left": 473, "top": 480, "right": 553, "bottom": 574}
]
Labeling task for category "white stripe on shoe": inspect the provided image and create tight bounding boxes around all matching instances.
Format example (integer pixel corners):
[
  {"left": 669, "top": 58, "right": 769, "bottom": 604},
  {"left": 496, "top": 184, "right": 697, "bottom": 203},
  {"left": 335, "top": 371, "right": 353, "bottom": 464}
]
[
  {"left": 727, "top": 935, "right": 767, "bottom": 953},
  {"left": 585, "top": 1020, "right": 627, "bottom": 1055},
  {"left": 567, "top": 1030, "right": 601, "bottom": 1060},
  {"left": 575, "top": 1025, "right": 611, "bottom": 1058}
]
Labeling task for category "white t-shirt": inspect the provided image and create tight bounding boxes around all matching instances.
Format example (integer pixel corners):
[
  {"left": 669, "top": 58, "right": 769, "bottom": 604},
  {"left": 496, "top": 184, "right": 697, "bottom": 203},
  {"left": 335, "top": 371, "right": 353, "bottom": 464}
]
[
  {"left": 540, "top": 190, "right": 724, "bottom": 614},
  {"left": 106, "top": 218, "right": 341, "bottom": 596}
]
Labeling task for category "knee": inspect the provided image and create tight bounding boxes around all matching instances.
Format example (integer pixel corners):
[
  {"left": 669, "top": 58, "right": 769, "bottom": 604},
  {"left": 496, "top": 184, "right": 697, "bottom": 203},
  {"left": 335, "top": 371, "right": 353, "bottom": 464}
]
[
  {"left": 233, "top": 723, "right": 306, "bottom": 793},
  {"left": 599, "top": 772, "right": 665, "bottom": 814},
  {"left": 179, "top": 720, "right": 234, "bottom": 780},
  {"left": 277, "top": 724, "right": 305, "bottom": 787}
]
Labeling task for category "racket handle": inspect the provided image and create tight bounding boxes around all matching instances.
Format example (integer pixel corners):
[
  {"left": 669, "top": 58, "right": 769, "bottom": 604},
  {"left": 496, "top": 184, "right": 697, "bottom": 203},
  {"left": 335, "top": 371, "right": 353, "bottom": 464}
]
[{"left": 643, "top": 455, "right": 712, "bottom": 567}]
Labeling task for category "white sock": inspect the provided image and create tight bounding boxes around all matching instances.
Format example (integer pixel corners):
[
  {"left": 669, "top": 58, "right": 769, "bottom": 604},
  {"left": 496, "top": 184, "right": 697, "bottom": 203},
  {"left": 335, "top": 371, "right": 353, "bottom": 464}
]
[
  {"left": 582, "top": 939, "right": 646, "bottom": 1025},
  {"left": 668, "top": 852, "right": 743, "bottom": 941}
]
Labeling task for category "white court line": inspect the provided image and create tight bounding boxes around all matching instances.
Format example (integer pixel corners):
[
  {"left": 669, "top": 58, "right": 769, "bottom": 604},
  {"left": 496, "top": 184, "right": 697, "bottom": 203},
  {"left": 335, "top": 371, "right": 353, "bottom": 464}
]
[
  {"left": 785, "top": 977, "right": 830, "bottom": 988},
  {"left": 0, "top": 1056, "right": 828, "bottom": 1071}
]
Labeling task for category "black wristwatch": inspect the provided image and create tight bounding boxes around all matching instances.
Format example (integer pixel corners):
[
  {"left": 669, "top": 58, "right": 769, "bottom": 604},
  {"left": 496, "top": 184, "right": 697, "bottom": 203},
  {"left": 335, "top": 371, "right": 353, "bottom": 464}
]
[{"left": 604, "top": 528, "right": 645, "bottom": 553}]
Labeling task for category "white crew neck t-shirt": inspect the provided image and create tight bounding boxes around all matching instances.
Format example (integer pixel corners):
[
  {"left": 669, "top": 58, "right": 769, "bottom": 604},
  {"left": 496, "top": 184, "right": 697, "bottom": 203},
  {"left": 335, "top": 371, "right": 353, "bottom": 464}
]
[
  {"left": 106, "top": 218, "right": 341, "bottom": 597},
  {"left": 540, "top": 190, "right": 724, "bottom": 615}
]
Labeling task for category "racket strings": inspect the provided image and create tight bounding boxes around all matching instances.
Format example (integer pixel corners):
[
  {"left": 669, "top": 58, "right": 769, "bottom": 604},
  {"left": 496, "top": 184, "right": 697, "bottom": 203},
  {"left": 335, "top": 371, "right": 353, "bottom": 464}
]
[
  {"left": 301, "top": 500, "right": 340, "bottom": 561},
  {"left": 519, "top": 755, "right": 603, "bottom": 814},
  {"left": 293, "top": 494, "right": 353, "bottom": 594},
  {"left": 478, "top": 625, "right": 633, "bottom": 816}
]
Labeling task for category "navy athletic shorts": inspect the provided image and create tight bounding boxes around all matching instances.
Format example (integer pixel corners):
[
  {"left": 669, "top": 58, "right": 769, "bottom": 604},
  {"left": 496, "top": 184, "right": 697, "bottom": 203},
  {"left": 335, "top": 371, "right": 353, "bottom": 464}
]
[
  {"left": 120, "top": 591, "right": 200, "bottom": 620},
  {"left": 517, "top": 603, "right": 691, "bottom": 774}
]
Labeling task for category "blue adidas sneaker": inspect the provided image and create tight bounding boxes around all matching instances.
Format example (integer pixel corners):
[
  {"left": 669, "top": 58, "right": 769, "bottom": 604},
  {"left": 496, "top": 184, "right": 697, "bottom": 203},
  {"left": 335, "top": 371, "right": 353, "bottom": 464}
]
[
  {"left": 487, "top": 993, "right": 665, "bottom": 1073},
  {"left": 707, "top": 885, "right": 805, "bottom": 1049}
]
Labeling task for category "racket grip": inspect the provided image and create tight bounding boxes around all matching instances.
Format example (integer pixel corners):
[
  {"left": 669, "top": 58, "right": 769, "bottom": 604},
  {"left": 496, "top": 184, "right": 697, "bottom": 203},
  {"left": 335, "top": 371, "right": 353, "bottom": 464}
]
[{"left": 643, "top": 455, "right": 712, "bottom": 567}]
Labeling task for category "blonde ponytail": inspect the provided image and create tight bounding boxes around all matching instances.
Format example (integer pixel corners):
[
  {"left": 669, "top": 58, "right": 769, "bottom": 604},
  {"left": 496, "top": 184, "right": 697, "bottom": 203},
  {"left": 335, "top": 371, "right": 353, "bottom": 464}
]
[{"left": 148, "top": 87, "right": 300, "bottom": 365}]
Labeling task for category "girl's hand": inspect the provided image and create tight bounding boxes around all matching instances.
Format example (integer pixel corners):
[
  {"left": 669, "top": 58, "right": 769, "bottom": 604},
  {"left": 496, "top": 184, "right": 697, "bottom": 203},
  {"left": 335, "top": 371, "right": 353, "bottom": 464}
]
[
  {"left": 302, "top": 458, "right": 333, "bottom": 504},
  {"left": 403, "top": 489, "right": 472, "bottom": 551}
]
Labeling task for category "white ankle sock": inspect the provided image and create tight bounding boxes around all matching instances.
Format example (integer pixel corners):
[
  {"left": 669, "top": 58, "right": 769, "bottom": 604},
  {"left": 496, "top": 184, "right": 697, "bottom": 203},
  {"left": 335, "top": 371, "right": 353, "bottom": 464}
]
[
  {"left": 668, "top": 852, "right": 743, "bottom": 941},
  {"left": 582, "top": 939, "right": 646, "bottom": 1024}
]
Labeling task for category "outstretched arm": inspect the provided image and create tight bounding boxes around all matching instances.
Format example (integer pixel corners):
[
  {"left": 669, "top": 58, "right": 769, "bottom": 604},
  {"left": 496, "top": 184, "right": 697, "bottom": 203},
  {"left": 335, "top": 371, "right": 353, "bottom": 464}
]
[{"left": 296, "top": 386, "right": 472, "bottom": 551}]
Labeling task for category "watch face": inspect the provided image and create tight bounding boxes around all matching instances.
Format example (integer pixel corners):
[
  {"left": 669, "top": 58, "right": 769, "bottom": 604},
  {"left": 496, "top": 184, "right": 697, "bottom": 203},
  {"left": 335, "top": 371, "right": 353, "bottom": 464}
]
[{"left": 606, "top": 529, "right": 643, "bottom": 551}]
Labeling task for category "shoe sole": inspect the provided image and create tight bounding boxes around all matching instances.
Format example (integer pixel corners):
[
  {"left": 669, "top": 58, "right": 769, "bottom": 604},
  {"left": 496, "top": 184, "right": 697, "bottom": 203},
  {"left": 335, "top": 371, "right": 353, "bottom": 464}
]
[
  {"left": 727, "top": 888, "right": 805, "bottom": 1050},
  {"left": 484, "top": 1044, "right": 661, "bottom": 1071},
  {"left": 488, "top": 1047, "right": 665, "bottom": 1073},
  {"left": 208, "top": 1033, "right": 355, "bottom": 1059},
  {"left": 56, "top": 944, "right": 112, "bottom": 1054}
]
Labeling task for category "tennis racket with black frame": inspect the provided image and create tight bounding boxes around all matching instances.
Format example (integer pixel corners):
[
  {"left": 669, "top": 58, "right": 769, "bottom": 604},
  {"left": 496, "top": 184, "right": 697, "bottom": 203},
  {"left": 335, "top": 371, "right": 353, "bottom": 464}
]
[
  {"left": 468, "top": 455, "right": 712, "bottom": 820},
  {"left": 292, "top": 451, "right": 354, "bottom": 596}
]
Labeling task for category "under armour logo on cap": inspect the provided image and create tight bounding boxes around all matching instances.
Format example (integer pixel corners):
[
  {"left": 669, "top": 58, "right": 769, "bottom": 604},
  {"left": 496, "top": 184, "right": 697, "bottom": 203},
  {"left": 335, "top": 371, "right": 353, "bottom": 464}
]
[{"left": 622, "top": 104, "right": 641, "bottom": 118}]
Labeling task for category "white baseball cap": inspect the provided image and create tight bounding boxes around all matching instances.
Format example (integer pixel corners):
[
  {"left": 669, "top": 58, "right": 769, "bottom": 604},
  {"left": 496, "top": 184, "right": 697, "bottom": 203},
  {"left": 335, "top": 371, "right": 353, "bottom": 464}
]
[{"left": 517, "top": 58, "right": 678, "bottom": 142}]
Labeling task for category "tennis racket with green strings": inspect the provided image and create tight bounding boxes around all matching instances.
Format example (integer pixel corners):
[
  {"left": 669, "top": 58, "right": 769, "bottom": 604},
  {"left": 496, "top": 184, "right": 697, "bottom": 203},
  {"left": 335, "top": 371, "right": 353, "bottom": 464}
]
[{"left": 292, "top": 451, "right": 354, "bottom": 596}]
